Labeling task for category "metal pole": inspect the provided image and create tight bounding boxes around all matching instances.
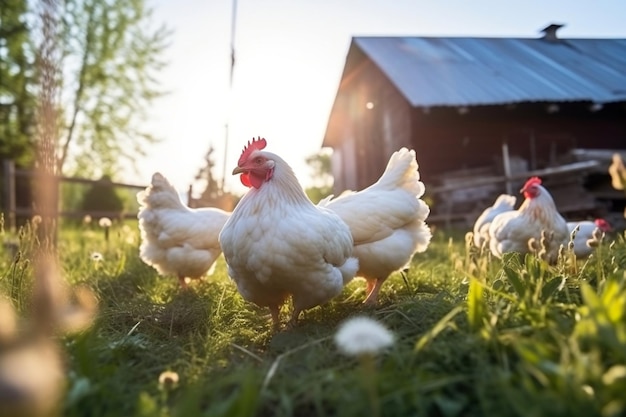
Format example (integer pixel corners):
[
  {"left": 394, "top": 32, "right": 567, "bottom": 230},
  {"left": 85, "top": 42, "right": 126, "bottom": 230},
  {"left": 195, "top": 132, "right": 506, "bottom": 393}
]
[{"left": 221, "top": 0, "right": 238, "bottom": 192}]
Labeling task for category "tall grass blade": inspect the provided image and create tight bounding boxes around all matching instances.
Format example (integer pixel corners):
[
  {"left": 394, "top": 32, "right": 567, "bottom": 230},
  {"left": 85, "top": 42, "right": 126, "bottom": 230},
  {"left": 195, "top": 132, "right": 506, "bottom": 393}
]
[
  {"left": 467, "top": 277, "right": 485, "bottom": 332},
  {"left": 415, "top": 305, "right": 463, "bottom": 352}
]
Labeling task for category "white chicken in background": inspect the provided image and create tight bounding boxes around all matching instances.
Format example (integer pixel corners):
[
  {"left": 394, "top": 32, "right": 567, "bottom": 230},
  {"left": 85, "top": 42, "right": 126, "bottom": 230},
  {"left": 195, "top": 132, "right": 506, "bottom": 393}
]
[
  {"left": 472, "top": 194, "right": 517, "bottom": 249},
  {"left": 488, "top": 177, "right": 569, "bottom": 262},
  {"left": 318, "top": 147, "right": 431, "bottom": 305},
  {"left": 565, "top": 218, "right": 612, "bottom": 258},
  {"left": 218, "top": 138, "right": 359, "bottom": 328},
  {"left": 137, "top": 172, "right": 231, "bottom": 288}
]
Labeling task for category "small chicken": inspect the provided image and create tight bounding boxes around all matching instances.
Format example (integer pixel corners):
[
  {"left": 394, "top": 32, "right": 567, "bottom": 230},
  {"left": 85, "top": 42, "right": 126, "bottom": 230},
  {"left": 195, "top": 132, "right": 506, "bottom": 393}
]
[
  {"left": 472, "top": 194, "right": 517, "bottom": 249},
  {"left": 137, "top": 172, "right": 231, "bottom": 288},
  {"left": 565, "top": 218, "right": 612, "bottom": 258},
  {"left": 219, "top": 137, "right": 359, "bottom": 328},
  {"left": 318, "top": 147, "right": 431, "bottom": 305},
  {"left": 489, "top": 177, "right": 568, "bottom": 262}
]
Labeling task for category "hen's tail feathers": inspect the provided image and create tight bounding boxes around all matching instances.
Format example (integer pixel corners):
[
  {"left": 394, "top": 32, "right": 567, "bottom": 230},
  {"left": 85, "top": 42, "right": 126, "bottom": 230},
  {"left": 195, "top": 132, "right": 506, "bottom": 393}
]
[
  {"left": 493, "top": 194, "right": 517, "bottom": 211},
  {"left": 415, "top": 200, "right": 432, "bottom": 252},
  {"left": 137, "top": 172, "right": 186, "bottom": 212},
  {"left": 375, "top": 148, "right": 432, "bottom": 250},
  {"left": 372, "top": 147, "right": 425, "bottom": 198}
]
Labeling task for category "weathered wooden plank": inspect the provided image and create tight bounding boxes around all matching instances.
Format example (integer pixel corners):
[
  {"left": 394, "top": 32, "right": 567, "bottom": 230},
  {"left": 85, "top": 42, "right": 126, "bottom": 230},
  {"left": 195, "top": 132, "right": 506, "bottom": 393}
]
[{"left": 429, "top": 160, "right": 599, "bottom": 195}]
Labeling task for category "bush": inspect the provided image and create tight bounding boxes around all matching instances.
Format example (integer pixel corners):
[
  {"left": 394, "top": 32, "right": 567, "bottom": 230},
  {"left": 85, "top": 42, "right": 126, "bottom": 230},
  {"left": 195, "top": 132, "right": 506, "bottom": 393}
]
[{"left": 81, "top": 175, "right": 124, "bottom": 217}]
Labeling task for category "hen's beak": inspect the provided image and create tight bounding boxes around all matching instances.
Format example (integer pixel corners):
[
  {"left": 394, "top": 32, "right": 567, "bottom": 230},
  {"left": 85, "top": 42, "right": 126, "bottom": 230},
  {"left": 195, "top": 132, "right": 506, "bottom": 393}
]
[{"left": 232, "top": 166, "right": 245, "bottom": 175}]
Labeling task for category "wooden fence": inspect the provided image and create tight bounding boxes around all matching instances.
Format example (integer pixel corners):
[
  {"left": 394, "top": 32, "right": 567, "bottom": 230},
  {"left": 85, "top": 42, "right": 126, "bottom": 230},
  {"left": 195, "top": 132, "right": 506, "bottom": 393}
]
[
  {"left": 2, "top": 160, "right": 147, "bottom": 231},
  {"left": 427, "top": 159, "right": 604, "bottom": 227}
]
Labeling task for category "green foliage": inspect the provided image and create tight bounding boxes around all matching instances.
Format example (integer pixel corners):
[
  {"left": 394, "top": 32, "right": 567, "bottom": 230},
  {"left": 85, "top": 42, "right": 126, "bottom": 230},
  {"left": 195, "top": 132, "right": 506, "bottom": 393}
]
[
  {"left": 80, "top": 175, "right": 125, "bottom": 217},
  {"left": 304, "top": 185, "right": 332, "bottom": 205},
  {"left": 0, "top": 0, "right": 170, "bottom": 179},
  {"left": 0, "top": 0, "right": 37, "bottom": 167},
  {"left": 305, "top": 150, "right": 333, "bottom": 204},
  {"left": 2, "top": 223, "right": 626, "bottom": 416},
  {"left": 57, "top": 0, "right": 171, "bottom": 177}
]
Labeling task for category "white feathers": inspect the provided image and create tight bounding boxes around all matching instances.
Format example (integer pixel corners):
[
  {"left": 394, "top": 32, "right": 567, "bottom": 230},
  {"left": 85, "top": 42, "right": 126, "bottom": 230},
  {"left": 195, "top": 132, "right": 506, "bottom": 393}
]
[
  {"left": 318, "top": 147, "right": 431, "bottom": 304},
  {"left": 472, "top": 194, "right": 516, "bottom": 249},
  {"left": 219, "top": 149, "right": 358, "bottom": 325},
  {"left": 137, "top": 172, "right": 231, "bottom": 285},
  {"left": 565, "top": 220, "right": 608, "bottom": 258},
  {"left": 488, "top": 183, "right": 568, "bottom": 263}
]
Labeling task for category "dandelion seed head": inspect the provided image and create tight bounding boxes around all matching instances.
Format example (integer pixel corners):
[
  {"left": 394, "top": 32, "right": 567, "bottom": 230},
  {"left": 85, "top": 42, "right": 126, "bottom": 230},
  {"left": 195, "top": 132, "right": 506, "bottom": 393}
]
[
  {"left": 334, "top": 316, "right": 394, "bottom": 356},
  {"left": 98, "top": 217, "right": 112, "bottom": 228},
  {"left": 90, "top": 252, "right": 103, "bottom": 262},
  {"left": 158, "top": 371, "right": 179, "bottom": 389},
  {"left": 83, "top": 215, "right": 92, "bottom": 225}
]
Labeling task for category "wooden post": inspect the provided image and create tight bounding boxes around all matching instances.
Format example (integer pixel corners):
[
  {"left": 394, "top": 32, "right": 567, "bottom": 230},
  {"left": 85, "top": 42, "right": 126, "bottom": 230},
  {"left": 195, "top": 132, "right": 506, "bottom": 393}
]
[
  {"left": 502, "top": 141, "right": 513, "bottom": 195},
  {"left": 3, "top": 160, "right": 16, "bottom": 232}
]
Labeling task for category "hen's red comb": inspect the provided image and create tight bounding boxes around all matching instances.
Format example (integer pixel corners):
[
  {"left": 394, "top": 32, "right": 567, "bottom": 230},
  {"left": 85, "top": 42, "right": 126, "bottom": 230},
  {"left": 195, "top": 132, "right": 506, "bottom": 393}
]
[
  {"left": 238, "top": 137, "right": 267, "bottom": 166},
  {"left": 524, "top": 176, "right": 542, "bottom": 188},
  {"left": 595, "top": 218, "right": 610, "bottom": 228}
]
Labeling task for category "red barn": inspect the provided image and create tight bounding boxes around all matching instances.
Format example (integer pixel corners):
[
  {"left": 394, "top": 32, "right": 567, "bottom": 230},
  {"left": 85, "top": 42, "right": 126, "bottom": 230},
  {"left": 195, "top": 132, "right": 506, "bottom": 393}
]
[{"left": 323, "top": 25, "right": 626, "bottom": 225}]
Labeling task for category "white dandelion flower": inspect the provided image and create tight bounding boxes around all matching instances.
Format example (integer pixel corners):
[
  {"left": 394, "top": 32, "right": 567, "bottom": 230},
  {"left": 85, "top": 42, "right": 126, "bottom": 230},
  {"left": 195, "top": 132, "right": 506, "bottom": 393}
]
[
  {"left": 98, "top": 217, "right": 112, "bottom": 228},
  {"left": 90, "top": 252, "right": 104, "bottom": 262},
  {"left": 158, "top": 371, "right": 179, "bottom": 389},
  {"left": 334, "top": 316, "right": 394, "bottom": 356}
]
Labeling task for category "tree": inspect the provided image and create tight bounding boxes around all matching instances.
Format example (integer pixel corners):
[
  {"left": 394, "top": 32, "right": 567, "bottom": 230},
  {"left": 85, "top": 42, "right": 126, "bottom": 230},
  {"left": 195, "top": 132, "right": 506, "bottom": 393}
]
[
  {"left": 81, "top": 175, "right": 124, "bottom": 217},
  {"left": 195, "top": 145, "right": 222, "bottom": 202},
  {"left": 304, "top": 149, "right": 333, "bottom": 204},
  {"left": 1, "top": 0, "right": 170, "bottom": 178},
  {"left": 0, "top": 0, "right": 37, "bottom": 167},
  {"left": 56, "top": 0, "right": 170, "bottom": 178}
]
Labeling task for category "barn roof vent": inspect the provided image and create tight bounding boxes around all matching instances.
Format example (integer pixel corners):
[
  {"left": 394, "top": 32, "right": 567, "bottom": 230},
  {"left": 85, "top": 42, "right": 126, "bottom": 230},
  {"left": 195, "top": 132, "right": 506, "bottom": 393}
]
[{"left": 540, "top": 23, "right": 565, "bottom": 42}]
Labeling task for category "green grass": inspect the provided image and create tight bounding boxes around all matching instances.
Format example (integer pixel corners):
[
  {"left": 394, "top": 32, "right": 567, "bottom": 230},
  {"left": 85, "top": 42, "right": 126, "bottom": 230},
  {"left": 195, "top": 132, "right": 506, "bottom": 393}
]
[{"left": 2, "top": 220, "right": 626, "bottom": 417}]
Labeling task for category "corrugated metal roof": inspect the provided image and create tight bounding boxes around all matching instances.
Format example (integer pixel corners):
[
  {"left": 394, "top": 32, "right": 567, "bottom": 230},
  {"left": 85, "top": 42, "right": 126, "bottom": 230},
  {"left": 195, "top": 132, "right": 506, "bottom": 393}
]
[{"left": 353, "top": 36, "right": 626, "bottom": 107}]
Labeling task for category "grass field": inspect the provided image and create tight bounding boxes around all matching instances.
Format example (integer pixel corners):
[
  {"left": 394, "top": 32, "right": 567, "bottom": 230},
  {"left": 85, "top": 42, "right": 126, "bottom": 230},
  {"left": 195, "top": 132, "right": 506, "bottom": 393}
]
[{"left": 2, "top": 219, "right": 626, "bottom": 417}]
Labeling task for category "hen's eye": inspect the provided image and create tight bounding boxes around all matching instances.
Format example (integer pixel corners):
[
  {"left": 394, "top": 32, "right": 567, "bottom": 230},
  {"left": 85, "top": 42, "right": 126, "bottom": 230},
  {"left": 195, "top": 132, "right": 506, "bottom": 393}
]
[{"left": 255, "top": 157, "right": 263, "bottom": 164}]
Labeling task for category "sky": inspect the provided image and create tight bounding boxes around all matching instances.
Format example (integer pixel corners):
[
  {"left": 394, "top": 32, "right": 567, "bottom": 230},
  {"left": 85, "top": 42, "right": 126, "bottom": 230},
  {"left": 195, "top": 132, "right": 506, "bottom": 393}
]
[{"left": 129, "top": 0, "right": 626, "bottom": 197}]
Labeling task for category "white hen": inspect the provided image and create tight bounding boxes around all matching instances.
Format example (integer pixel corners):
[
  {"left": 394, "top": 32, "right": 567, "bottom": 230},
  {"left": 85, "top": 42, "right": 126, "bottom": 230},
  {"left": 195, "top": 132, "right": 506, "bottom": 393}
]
[
  {"left": 472, "top": 194, "right": 517, "bottom": 249},
  {"left": 565, "top": 218, "right": 612, "bottom": 258},
  {"left": 219, "top": 137, "right": 359, "bottom": 328},
  {"left": 137, "top": 172, "right": 231, "bottom": 288},
  {"left": 489, "top": 177, "right": 568, "bottom": 262},
  {"left": 318, "top": 147, "right": 431, "bottom": 305}
]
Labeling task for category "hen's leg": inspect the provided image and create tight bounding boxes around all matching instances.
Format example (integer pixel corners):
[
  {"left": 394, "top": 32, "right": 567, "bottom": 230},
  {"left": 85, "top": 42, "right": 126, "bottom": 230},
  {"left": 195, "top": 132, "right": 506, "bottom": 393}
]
[
  {"left": 363, "top": 279, "right": 383, "bottom": 305},
  {"left": 364, "top": 279, "right": 376, "bottom": 299},
  {"left": 178, "top": 275, "right": 189, "bottom": 289},
  {"left": 363, "top": 279, "right": 378, "bottom": 304}
]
